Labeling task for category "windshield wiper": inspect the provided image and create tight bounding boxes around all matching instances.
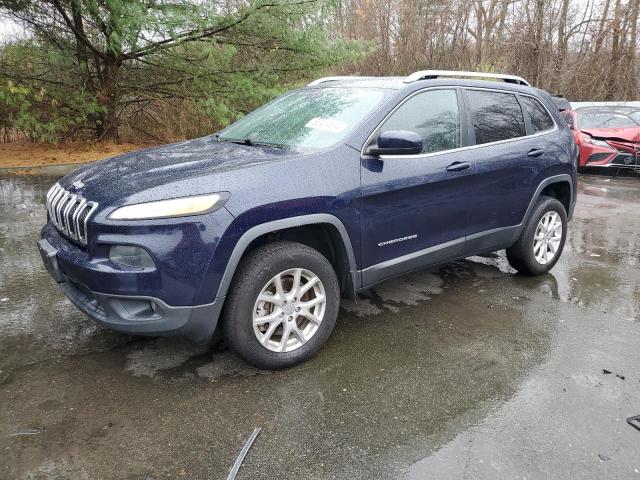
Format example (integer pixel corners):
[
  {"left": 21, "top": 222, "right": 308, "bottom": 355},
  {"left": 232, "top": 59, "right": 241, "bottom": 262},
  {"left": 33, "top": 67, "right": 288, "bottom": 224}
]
[
  {"left": 217, "top": 135, "right": 285, "bottom": 150},
  {"left": 215, "top": 135, "right": 254, "bottom": 146}
]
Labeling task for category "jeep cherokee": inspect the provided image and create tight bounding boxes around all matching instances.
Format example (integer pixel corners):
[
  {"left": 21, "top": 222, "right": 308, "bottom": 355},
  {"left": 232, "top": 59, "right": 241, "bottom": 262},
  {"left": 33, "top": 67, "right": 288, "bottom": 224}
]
[{"left": 38, "top": 70, "right": 578, "bottom": 369}]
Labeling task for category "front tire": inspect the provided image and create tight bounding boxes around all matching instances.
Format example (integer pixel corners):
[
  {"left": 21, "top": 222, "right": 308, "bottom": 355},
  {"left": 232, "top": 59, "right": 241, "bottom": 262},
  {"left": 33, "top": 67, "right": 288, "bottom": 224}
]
[
  {"left": 222, "top": 241, "right": 340, "bottom": 369},
  {"left": 506, "top": 196, "right": 567, "bottom": 276}
]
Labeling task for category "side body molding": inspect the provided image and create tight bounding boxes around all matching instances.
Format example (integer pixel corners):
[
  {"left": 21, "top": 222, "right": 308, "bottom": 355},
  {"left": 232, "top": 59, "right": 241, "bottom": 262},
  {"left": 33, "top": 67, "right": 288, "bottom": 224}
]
[{"left": 215, "top": 214, "right": 360, "bottom": 300}]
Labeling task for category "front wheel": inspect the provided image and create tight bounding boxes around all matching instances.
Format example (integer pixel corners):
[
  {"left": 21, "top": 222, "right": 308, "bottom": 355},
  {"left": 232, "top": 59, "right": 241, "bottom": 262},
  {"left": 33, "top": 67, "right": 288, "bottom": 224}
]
[
  {"left": 222, "top": 241, "right": 340, "bottom": 369},
  {"left": 506, "top": 196, "right": 567, "bottom": 276}
]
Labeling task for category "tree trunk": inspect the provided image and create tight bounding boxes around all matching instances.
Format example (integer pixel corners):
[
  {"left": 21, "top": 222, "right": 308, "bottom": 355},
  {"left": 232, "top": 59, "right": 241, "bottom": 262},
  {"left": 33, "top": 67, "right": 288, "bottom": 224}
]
[
  {"left": 624, "top": 0, "right": 639, "bottom": 97},
  {"left": 96, "top": 58, "right": 121, "bottom": 141},
  {"left": 530, "top": 0, "right": 546, "bottom": 87},
  {"left": 605, "top": 0, "right": 623, "bottom": 100},
  {"left": 552, "top": 0, "right": 570, "bottom": 94}
]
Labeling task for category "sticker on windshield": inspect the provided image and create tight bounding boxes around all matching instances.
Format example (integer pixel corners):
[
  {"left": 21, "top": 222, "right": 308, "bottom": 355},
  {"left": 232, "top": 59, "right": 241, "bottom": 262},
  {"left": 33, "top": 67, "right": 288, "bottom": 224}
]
[{"left": 305, "top": 117, "right": 348, "bottom": 134}]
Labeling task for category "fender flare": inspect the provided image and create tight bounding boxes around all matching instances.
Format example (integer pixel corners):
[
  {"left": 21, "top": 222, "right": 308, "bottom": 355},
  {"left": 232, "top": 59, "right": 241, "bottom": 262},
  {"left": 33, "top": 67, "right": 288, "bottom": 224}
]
[
  {"left": 214, "top": 213, "right": 359, "bottom": 299},
  {"left": 517, "top": 173, "right": 574, "bottom": 236}
]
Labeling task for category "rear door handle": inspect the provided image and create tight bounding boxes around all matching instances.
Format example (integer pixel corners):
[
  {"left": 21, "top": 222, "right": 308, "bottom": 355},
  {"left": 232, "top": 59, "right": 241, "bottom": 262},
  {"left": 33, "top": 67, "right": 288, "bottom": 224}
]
[
  {"left": 446, "top": 161, "right": 471, "bottom": 172},
  {"left": 528, "top": 148, "right": 545, "bottom": 158}
]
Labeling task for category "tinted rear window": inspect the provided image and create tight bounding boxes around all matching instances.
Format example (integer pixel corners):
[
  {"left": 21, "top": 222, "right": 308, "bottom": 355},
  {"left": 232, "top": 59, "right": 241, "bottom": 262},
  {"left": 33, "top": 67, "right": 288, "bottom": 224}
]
[
  {"left": 521, "top": 96, "right": 555, "bottom": 132},
  {"left": 466, "top": 90, "right": 526, "bottom": 144}
]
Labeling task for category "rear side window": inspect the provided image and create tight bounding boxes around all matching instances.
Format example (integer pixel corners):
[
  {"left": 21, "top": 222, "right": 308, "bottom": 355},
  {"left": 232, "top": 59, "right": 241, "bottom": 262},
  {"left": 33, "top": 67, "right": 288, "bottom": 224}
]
[
  {"left": 466, "top": 90, "right": 526, "bottom": 145},
  {"left": 379, "top": 89, "right": 460, "bottom": 154},
  {"left": 520, "top": 96, "right": 555, "bottom": 132}
]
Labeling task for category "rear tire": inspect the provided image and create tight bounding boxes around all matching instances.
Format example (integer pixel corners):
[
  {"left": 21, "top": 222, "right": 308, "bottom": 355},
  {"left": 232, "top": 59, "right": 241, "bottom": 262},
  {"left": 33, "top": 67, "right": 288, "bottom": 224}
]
[
  {"left": 222, "top": 241, "right": 340, "bottom": 369},
  {"left": 506, "top": 196, "right": 567, "bottom": 276}
]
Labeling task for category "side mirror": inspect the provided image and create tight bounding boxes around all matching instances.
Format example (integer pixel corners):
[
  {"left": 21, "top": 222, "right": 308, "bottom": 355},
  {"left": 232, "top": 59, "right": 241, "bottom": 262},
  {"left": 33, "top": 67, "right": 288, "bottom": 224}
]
[{"left": 366, "top": 130, "right": 423, "bottom": 156}]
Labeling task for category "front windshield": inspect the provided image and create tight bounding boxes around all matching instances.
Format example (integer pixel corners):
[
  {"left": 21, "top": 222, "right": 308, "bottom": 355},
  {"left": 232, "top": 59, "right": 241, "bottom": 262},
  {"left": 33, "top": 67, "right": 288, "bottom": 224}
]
[
  {"left": 218, "top": 87, "right": 388, "bottom": 153},
  {"left": 578, "top": 111, "right": 639, "bottom": 129}
]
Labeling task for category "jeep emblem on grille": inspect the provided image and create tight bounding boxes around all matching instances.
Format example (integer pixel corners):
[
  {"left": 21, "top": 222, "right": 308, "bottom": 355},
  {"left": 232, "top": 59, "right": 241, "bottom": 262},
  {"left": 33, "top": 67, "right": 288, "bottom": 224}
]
[{"left": 71, "top": 180, "right": 85, "bottom": 190}]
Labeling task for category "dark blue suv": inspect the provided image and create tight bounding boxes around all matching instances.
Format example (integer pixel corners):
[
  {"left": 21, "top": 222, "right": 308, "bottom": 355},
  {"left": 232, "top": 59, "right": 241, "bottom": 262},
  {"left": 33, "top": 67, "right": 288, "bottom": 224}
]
[{"left": 39, "top": 70, "right": 577, "bottom": 369}]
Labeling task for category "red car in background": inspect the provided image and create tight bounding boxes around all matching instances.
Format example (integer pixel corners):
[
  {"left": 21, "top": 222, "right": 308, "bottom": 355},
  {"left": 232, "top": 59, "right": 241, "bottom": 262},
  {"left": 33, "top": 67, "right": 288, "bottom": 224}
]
[{"left": 560, "top": 108, "right": 640, "bottom": 169}]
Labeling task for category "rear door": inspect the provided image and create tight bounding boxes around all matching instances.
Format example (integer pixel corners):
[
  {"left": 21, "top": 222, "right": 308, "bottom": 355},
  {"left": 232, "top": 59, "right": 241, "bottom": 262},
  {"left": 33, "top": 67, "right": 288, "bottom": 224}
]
[
  {"left": 461, "top": 88, "right": 556, "bottom": 253},
  {"left": 359, "top": 88, "right": 475, "bottom": 286}
]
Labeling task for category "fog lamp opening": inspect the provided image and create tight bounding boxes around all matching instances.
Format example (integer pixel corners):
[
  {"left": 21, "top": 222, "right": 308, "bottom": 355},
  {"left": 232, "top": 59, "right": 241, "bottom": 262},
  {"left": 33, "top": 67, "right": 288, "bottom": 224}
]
[{"left": 109, "top": 245, "right": 155, "bottom": 269}]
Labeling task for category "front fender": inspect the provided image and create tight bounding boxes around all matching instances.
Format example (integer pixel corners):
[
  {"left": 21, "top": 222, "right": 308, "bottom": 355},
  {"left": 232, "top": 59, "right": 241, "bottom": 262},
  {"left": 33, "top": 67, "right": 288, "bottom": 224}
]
[{"left": 194, "top": 212, "right": 359, "bottom": 305}]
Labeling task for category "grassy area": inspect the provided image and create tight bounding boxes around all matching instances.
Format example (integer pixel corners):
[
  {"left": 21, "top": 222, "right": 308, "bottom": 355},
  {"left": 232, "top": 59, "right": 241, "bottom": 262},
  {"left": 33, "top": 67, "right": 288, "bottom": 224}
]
[{"left": 0, "top": 141, "right": 153, "bottom": 169}]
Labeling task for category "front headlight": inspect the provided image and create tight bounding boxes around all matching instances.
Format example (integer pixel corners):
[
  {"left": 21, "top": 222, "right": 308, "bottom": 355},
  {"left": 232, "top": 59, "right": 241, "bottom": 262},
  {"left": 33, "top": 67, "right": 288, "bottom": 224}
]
[
  {"left": 108, "top": 193, "right": 229, "bottom": 220},
  {"left": 585, "top": 137, "right": 612, "bottom": 149}
]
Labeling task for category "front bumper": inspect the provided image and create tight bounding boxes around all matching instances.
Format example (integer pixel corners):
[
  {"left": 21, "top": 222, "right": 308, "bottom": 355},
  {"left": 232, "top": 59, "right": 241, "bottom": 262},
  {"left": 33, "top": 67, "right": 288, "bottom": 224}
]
[
  {"left": 585, "top": 142, "right": 639, "bottom": 169},
  {"left": 38, "top": 237, "right": 224, "bottom": 343},
  {"left": 587, "top": 153, "right": 640, "bottom": 169}
]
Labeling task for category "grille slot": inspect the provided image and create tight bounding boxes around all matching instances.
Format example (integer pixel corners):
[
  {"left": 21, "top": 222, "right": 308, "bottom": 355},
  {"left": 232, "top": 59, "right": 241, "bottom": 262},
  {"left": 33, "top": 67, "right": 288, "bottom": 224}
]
[{"left": 46, "top": 183, "right": 98, "bottom": 245}]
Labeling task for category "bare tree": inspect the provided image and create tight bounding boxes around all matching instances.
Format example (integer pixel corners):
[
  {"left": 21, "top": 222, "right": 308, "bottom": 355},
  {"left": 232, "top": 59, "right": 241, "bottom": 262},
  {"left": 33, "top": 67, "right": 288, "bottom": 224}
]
[{"left": 334, "top": 0, "right": 640, "bottom": 100}]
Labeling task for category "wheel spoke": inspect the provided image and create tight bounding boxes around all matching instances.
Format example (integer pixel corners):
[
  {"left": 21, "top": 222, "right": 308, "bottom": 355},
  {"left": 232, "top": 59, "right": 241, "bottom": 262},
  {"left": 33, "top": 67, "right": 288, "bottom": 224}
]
[
  {"left": 258, "top": 292, "right": 283, "bottom": 307},
  {"left": 299, "top": 294, "right": 325, "bottom": 309},
  {"left": 279, "top": 322, "right": 292, "bottom": 351},
  {"left": 290, "top": 268, "right": 302, "bottom": 298},
  {"left": 299, "top": 309, "right": 322, "bottom": 324},
  {"left": 261, "top": 318, "right": 283, "bottom": 344},
  {"left": 546, "top": 213, "right": 554, "bottom": 229},
  {"left": 534, "top": 241, "right": 542, "bottom": 253},
  {"left": 299, "top": 277, "right": 319, "bottom": 296},
  {"left": 292, "top": 324, "right": 307, "bottom": 345},
  {"left": 254, "top": 309, "right": 281, "bottom": 326},
  {"left": 273, "top": 273, "right": 285, "bottom": 297}
]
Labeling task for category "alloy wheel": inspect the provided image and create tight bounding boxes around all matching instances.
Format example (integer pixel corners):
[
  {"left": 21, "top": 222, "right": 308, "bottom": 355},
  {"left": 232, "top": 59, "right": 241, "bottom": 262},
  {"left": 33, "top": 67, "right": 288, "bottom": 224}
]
[
  {"left": 533, "top": 211, "right": 563, "bottom": 265},
  {"left": 252, "top": 268, "right": 326, "bottom": 352}
]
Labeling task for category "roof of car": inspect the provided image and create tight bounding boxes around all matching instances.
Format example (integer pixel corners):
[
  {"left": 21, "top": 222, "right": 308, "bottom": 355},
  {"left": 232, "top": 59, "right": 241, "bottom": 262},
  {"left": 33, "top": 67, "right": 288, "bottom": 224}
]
[
  {"left": 309, "top": 77, "right": 407, "bottom": 89},
  {"left": 307, "top": 71, "right": 541, "bottom": 96},
  {"left": 576, "top": 105, "right": 640, "bottom": 113},
  {"left": 308, "top": 70, "right": 532, "bottom": 90}
]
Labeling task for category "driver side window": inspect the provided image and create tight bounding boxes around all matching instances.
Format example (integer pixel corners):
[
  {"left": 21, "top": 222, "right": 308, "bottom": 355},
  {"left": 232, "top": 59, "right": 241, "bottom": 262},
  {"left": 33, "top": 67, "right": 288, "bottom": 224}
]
[{"left": 379, "top": 89, "right": 460, "bottom": 154}]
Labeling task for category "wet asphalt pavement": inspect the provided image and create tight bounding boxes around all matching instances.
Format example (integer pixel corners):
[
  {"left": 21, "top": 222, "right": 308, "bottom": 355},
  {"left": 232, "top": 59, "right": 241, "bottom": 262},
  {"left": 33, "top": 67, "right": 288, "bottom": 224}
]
[{"left": 1, "top": 171, "right": 640, "bottom": 479}]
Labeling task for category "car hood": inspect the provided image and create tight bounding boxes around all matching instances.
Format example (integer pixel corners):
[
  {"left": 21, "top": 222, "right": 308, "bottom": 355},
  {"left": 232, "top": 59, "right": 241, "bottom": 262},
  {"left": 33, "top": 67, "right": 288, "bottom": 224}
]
[
  {"left": 580, "top": 127, "right": 640, "bottom": 143},
  {"left": 58, "top": 135, "right": 293, "bottom": 207}
]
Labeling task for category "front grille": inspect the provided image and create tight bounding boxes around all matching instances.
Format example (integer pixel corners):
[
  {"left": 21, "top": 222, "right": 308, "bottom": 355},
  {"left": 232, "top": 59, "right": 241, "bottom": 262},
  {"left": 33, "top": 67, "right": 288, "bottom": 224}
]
[{"left": 46, "top": 183, "right": 98, "bottom": 245}]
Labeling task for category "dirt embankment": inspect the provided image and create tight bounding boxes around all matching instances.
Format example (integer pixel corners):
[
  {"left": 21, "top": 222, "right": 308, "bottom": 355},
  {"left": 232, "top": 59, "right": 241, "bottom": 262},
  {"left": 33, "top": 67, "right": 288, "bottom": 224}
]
[{"left": 0, "top": 141, "right": 154, "bottom": 169}]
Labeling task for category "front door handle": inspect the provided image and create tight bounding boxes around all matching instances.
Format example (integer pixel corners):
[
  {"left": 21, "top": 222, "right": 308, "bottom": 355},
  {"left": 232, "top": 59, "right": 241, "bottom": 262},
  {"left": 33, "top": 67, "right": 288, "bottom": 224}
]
[
  {"left": 446, "top": 161, "right": 471, "bottom": 172},
  {"left": 528, "top": 148, "right": 545, "bottom": 158}
]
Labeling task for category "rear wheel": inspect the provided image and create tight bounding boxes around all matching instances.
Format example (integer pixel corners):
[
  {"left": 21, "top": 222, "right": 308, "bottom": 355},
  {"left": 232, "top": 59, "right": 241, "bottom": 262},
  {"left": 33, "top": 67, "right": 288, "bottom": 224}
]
[
  {"left": 222, "top": 241, "right": 340, "bottom": 369},
  {"left": 506, "top": 196, "right": 567, "bottom": 276}
]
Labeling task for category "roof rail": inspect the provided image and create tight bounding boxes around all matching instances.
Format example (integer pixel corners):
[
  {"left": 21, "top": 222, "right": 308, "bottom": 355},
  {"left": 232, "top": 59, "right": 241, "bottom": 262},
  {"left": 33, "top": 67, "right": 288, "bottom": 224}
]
[
  {"left": 307, "top": 76, "right": 372, "bottom": 86},
  {"left": 404, "top": 70, "right": 531, "bottom": 86}
]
